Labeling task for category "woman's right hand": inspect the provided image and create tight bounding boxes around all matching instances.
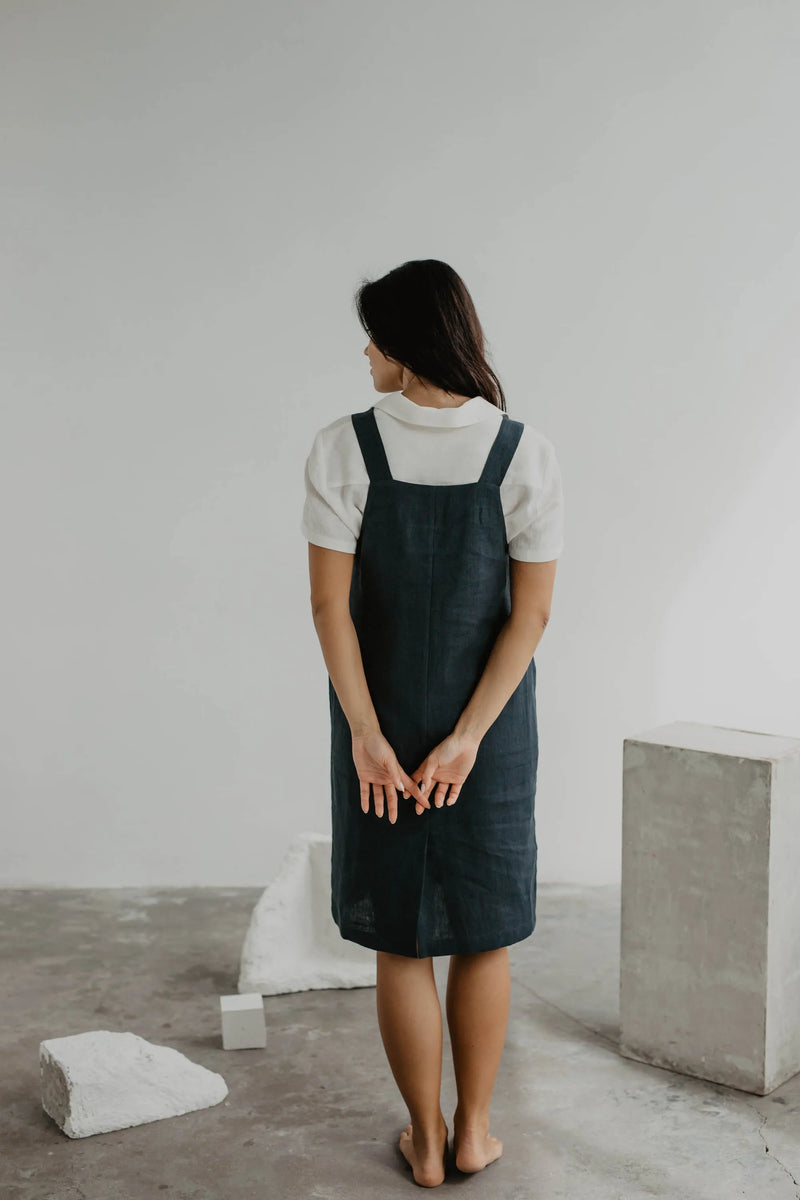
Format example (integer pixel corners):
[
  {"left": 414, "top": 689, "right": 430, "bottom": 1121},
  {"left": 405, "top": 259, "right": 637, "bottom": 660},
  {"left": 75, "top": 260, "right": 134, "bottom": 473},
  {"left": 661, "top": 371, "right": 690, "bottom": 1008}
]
[
  {"left": 410, "top": 730, "right": 482, "bottom": 809},
  {"left": 351, "top": 730, "right": 430, "bottom": 824}
]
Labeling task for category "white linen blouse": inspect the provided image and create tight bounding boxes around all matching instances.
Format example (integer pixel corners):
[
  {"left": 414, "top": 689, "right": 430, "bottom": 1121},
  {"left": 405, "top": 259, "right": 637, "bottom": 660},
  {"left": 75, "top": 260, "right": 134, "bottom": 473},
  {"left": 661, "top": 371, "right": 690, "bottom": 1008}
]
[{"left": 301, "top": 390, "right": 564, "bottom": 562}]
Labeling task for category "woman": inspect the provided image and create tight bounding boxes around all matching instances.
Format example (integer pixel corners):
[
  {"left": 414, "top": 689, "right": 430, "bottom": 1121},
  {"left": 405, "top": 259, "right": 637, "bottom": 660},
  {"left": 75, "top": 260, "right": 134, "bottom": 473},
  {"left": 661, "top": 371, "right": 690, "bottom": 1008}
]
[{"left": 301, "top": 260, "right": 563, "bottom": 1187}]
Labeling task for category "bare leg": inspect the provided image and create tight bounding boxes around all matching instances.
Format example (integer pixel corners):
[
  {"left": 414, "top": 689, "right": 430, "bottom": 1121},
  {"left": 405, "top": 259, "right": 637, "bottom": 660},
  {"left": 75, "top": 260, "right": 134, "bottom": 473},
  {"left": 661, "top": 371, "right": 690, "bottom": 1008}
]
[
  {"left": 376, "top": 950, "right": 448, "bottom": 1187},
  {"left": 445, "top": 946, "right": 510, "bottom": 1172}
]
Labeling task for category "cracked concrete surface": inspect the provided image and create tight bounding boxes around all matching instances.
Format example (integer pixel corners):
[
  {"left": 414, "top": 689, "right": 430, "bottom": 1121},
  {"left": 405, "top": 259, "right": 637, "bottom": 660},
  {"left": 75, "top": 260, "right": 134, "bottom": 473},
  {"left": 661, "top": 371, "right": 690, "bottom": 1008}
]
[{"left": 1, "top": 883, "right": 799, "bottom": 1199}]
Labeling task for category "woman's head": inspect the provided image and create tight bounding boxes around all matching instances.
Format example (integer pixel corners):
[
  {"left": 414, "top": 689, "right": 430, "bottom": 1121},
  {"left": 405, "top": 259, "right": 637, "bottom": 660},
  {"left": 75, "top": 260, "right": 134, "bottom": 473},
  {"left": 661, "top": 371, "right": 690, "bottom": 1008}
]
[{"left": 354, "top": 259, "right": 507, "bottom": 412}]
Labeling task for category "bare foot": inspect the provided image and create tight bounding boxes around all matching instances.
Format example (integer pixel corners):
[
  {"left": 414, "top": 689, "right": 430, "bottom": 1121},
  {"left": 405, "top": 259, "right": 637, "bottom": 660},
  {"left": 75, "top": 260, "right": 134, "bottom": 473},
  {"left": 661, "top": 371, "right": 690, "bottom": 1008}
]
[
  {"left": 452, "top": 1118, "right": 503, "bottom": 1173},
  {"left": 398, "top": 1117, "right": 448, "bottom": 1187}
]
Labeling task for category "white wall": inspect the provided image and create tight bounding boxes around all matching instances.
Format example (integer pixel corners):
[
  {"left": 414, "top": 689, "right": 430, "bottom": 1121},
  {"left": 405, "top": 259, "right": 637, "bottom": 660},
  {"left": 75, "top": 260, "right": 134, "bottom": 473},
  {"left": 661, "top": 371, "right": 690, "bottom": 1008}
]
[{"left": 2, "top": 0, "right": 798, "bottom": 886}]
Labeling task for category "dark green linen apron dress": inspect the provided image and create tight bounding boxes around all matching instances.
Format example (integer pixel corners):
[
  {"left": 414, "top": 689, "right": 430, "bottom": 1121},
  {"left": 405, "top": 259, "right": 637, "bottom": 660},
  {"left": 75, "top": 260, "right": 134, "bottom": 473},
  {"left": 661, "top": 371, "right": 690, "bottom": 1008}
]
[{"left": 328, "top": 404, "right": 538, "bottom": 958}]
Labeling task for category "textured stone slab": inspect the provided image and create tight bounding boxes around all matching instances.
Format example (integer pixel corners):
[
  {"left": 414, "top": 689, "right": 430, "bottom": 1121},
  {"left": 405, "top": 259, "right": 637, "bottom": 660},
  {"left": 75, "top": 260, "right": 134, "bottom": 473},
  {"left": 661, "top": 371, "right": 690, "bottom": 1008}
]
[
  {"left": 620, "top": 720, "right": 800, "bottom": 1094},
  {"left": 40, "top": 1030, "right": 228, "bottom": 1137},
  {"left": 238, "top": 831, "right": 376, "bottom": 996}
]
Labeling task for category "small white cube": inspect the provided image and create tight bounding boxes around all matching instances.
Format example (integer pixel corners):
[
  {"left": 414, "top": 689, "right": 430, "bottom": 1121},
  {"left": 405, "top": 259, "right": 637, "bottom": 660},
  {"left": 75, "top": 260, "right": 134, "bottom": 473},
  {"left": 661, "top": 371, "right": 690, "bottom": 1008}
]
[{"left": 220, "top": 992, "right": 266, "bottom": 1050}]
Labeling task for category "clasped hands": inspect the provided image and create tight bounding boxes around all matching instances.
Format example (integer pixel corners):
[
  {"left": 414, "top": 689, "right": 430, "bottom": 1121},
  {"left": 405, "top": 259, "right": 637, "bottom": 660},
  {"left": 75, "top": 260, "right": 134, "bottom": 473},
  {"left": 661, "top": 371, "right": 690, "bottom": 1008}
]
[{"left": 351, "top": 728, "right": 481, "bottom": 824}]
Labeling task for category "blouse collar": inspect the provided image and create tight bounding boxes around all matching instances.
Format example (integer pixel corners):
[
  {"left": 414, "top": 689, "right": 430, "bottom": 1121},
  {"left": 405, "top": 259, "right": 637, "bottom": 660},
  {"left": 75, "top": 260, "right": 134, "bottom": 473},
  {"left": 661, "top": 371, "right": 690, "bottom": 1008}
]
[{"left": 373, "top": 390, "right": 498, "bottom": 428}]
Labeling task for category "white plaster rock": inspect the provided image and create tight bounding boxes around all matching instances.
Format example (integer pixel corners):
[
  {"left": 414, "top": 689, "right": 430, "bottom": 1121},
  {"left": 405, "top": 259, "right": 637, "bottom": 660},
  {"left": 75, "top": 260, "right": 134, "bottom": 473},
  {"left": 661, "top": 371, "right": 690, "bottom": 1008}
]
[
  {"left": 238, "top": 831, "right": 377, "bottom": 996},
  {"left": 40, "top": 1030, "right": 228, "bottom": 1138}
]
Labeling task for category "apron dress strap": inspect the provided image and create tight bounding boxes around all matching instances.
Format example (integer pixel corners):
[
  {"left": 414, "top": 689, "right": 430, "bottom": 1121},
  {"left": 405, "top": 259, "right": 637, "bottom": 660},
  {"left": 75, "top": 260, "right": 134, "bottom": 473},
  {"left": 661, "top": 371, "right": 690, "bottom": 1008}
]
[
  {"left": 351, "top": 409, "right": 393, "bottom": 482},
  {"left": 478, "top": 415, "right": 525, "bottom": 485}
]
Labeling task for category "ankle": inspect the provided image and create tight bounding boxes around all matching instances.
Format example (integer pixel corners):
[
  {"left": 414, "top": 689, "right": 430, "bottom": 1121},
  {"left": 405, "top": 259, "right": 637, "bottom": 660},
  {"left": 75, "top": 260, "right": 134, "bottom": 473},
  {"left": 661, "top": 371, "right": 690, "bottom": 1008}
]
[
  {"left": 413, "top": 1113, "right": 448, "bottom": 1145},
  {"left": 453, "top": 1104, "right": 490, "bottom": 1136}
]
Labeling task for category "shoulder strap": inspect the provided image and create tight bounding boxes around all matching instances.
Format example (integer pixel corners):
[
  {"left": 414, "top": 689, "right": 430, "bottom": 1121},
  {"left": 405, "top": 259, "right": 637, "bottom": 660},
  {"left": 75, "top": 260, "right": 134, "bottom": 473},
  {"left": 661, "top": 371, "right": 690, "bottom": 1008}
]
[
  {"left": 478, "top": 415, "right": 524, "bottom": 485},
  {"left": 351, "top": 408, "right": 393, "bottom": 482}
]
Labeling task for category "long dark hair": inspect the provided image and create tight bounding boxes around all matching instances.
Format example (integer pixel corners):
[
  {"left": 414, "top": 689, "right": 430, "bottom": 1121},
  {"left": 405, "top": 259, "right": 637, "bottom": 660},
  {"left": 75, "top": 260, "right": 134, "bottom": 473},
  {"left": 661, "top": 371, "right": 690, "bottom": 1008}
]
[{"left": 353, "top": 259, "right": 507, "bottom": 413}]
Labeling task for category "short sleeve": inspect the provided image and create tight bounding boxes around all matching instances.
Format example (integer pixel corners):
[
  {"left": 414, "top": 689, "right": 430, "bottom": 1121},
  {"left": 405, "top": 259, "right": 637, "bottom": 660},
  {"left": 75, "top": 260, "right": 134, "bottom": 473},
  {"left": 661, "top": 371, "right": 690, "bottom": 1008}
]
[
  {"left": 507, "top": 443, "right": 564, "bottom": 562},
  {"left": 300, "top": 429, "right": 360, "bottom": 554}
]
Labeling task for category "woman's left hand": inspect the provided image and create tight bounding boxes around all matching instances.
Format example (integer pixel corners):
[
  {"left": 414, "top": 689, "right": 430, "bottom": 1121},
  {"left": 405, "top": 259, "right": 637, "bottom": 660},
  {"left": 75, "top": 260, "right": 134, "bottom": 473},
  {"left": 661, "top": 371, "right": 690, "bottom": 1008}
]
[{"left": 351, "top": 730, "right": 430, "bottom": 823}]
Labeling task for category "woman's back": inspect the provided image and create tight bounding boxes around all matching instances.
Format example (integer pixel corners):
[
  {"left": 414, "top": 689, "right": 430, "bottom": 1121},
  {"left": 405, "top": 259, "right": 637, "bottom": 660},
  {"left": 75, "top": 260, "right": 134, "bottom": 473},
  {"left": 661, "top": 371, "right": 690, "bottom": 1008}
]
[{"left": 301, "top": 389, "right": 564, "bottom": 564}]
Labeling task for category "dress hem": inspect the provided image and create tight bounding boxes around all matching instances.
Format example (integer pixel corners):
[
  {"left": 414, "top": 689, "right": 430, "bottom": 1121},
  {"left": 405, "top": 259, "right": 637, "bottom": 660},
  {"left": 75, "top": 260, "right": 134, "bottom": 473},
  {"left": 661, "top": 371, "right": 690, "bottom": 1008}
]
[{"left": 335, "top": 919, "right": 536, "bottom": 959}]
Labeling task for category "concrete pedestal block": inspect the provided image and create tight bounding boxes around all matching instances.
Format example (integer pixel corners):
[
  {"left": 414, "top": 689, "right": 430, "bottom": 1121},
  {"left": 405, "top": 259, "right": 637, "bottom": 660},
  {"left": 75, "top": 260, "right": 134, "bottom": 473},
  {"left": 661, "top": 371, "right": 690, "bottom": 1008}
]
[
  {"left": 238, "top": 831, "right": 376, "bottom": 996},
  {"left": 620, "top": 721, "right": 800, "bottom": 1094}
]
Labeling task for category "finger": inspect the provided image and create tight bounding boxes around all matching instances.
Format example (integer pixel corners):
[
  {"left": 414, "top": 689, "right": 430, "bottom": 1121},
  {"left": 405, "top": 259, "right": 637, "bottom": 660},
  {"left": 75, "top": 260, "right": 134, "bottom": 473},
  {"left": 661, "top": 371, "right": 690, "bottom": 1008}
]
[
  {"left": 408, "top": 774, "right": 426, "bottom": 815},
  {"left": 434, "top": 781, "right": 449, "bottom": 808},
  {"left": 395, "top": 775, "right": 414, "bottom": 807},
  {"left": 446, "top": 784, "right": 461, "bottom": 806},
  {"left": 421, "top": 769, "right": 437, "bottom": 802},
  {"left": 402, "top": 770, "right": 429, "bottom": 809},
  {"left": 360, "top": 779, "right": 370, "bottom": 815},
  {"left": 374, "top": 782, "right": 385, "bottom": 820},
  {"left": 407, "top": 771, "right": 428, "bottom": 807},
  {"left": 409, "top": 775, "right": 429, "bottom": 808},
  {"left": 387, "top": 784, "right": 398, "bottom": 825}
]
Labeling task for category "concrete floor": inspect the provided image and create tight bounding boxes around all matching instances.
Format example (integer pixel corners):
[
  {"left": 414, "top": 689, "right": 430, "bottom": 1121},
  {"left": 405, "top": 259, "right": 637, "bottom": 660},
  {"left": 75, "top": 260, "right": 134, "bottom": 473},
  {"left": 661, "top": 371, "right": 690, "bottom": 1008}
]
[{"left": 1, "top": 884, "right": 799, "bottom": 1200}]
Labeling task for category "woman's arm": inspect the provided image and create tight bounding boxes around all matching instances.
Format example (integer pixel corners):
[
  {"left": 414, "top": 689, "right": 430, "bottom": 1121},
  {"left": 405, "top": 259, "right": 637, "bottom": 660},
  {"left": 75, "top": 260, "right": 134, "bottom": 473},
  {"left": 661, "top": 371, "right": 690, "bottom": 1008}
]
[
  {"left": 452, "top": 558, "right": 557, "bottom": 742},
  {"left": 404, "top": 557, "right": 558, "bottom": 808},
  {"left": 307, "top": 542, "right": 380, "bottom": 736},
  {"left": 307, "top": 542, "right": 429, "bottom": 821}
]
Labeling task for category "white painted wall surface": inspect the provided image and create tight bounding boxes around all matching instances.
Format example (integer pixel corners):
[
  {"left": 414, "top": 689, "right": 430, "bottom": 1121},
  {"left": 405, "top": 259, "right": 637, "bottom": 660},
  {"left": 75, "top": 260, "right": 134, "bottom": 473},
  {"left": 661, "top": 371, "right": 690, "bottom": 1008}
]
[{"left": 2, "top": 0, "right": 798, "bottom": 885}]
